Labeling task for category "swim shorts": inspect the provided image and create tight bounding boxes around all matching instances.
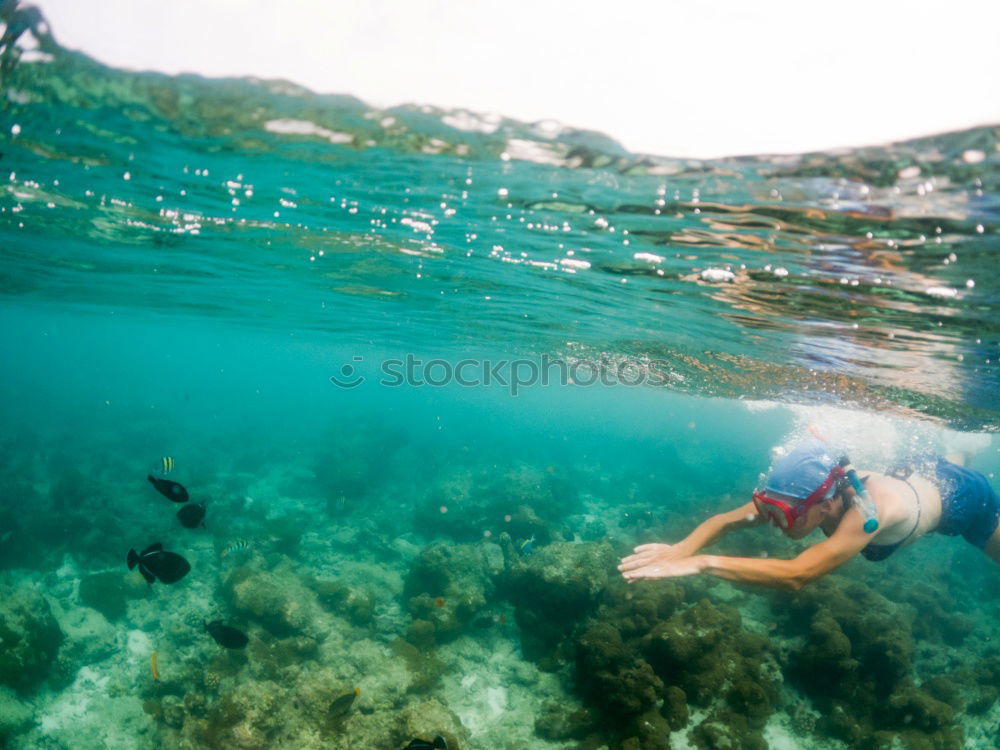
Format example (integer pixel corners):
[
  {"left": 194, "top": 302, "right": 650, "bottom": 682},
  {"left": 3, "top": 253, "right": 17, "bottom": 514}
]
[{"left": 925, "top": 456, "right": 1000, "bottom": 548}]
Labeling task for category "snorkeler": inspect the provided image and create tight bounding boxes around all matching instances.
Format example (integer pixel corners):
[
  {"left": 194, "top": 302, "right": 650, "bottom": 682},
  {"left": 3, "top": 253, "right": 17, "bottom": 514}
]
[{"left": 618, "top": 440, "right": 1000, "bottom": 590}]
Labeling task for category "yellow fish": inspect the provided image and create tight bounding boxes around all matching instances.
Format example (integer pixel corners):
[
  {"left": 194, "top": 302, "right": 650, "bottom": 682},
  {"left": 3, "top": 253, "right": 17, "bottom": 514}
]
[{"left": 158, "top": 457, "right": 175, "bottom": 474}]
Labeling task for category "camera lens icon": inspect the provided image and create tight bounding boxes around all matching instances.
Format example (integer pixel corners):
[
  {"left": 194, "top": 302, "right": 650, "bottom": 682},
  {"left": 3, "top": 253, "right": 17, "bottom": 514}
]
[{"left": 330, "top": 356, "right": 365, "bottom": 388}]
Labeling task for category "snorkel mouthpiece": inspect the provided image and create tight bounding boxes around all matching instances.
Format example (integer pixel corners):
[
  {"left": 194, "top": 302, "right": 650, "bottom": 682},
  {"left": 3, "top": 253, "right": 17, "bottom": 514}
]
[{"left": 839, "top": 456, "right": 879, "bottom": 534}]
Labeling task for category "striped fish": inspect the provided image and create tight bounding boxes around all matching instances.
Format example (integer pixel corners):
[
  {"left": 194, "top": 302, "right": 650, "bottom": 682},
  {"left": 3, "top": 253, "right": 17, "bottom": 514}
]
[
  {"left": 220, "top": 539, "right": 253, "bottom": 558},
  {"left": 158, "top": 456, "right": 175, "bottom": 474}
]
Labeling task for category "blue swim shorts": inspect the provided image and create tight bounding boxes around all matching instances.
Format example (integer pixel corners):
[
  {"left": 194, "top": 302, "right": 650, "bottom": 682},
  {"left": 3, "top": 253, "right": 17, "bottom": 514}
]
[{"left": 926, "top": 456, "right": 1000, "bottom": 548}]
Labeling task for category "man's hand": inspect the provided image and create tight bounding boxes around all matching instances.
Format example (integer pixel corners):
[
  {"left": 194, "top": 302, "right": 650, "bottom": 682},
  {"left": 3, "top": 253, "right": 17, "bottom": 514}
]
[{"left": 618, "top": 544, "right": 705, "bottom": 581}]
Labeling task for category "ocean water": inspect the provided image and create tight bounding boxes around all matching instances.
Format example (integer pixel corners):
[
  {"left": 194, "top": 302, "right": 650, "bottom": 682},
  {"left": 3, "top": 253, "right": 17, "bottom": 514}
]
[{"left": 1, "top": 8, "right": 999, "bottom": 750}]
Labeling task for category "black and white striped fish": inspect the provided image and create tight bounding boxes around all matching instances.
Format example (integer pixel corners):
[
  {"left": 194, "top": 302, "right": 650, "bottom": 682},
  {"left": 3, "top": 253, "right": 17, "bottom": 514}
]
[{"left": 220, "top": 539, "right": 253, "bottom": 558}]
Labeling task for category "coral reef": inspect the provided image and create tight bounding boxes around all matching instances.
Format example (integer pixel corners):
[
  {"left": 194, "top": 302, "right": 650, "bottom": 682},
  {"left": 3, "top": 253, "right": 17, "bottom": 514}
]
[
  {"left": 574, "top": 584, "right": 778, "bottom": 749},
  {"left": 644, "top": 598, "right": 777, "bottom": 721},
  {"left": 504, "top": 540, "right": 616, "bottom": 662},
  {"left": 79, "top": 569, "right": 149, "bottom": 621},
  {"left": 0, "top": 686, "right": 34, "bottom": 742},
  {"left": 390, "top": 637, "right": 447, "bottom": 693},
  {"left": 576, "top": 620, "right": 663, "bottom": 716},
  {"left": 136, "top": 547, "right": 468, "bottom": 750},
  {"left": 311, "top": 578, "right": 376, "bottom": 626},
  {"left": 0, "top": 583, "right": 64, "bottom": 693},
  {"left": 533, "top": 699, "right": 597, "bottom": 742},
  {"left": 2, "top": 413, "right": 997, "bottom": 750},
  {"left": 147, "top": 641, "right": 467, "bottom": 750},
  {"left": 390, "top": 698, "right": 467, "bottom": 750},
  {"left": 777, "top": 578, "right": 967, "bottom": 748},
  {"left": 191, "top": 678, "right": 291, "bottom": 748},
  {"left": 224, "top": 560, "right": 326, "bottom": 639},
  {"left": 403, "top": 541, "right": 504, "bottom": 643},
  {"left": 497, "top": 540, "right": 782, "bottom": 748},
  {"left": 930, "top": 655, "right": 1000, "bottom": 715},
  {"left": 882, "top": 580, "right": 975, "bottom": 647}
]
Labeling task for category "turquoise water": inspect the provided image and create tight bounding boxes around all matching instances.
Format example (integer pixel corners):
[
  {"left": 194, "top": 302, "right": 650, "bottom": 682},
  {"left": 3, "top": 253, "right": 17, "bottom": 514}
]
[{"left": 1, "top": 7, "right": 999, "bottom": 750}]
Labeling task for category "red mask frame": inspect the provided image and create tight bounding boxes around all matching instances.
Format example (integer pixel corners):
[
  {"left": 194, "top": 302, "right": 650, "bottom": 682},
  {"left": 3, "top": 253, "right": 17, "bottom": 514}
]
[{"left": 753, "top": 465, "right": 845, "bottom": 529}]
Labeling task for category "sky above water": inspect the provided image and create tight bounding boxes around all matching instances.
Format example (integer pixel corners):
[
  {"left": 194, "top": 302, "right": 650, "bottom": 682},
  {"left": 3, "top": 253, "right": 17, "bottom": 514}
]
[{"left": 29, "top": 0, "right": 1000, "bottom": 158}]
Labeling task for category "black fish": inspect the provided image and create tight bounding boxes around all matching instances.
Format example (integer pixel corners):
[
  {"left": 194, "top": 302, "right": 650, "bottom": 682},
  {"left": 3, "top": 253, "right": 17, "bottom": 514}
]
[
  {"left": 147, "top": 475, "right": 189, "bottom": 503},
  {"left": 177, "top": 502, "right": 206, "bottom": 529},
  {"left": 328, "top": 688, "right": 359, "bottom": 718},
  {"left": 204, "top": 620, "right": 248, "bottom": 649},
  {"left": 405, "top": 736, "right": 447, "bottom": 750},
  {"left": 127, "top": 542, "right": 191, "bottom": 584}
]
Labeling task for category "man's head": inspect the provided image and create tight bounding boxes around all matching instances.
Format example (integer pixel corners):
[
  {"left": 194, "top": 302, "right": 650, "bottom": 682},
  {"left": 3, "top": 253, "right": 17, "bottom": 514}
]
[{"left": 753, "top": 440, "right": 846, "bottom": 537}]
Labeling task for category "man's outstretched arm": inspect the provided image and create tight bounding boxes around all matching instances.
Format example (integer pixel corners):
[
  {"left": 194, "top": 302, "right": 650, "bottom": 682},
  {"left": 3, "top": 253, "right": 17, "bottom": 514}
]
[
  {"left": 619, "top": 501, "right": 764, "bottom": 573},
  {"left": 622, "top": 508, "right": 871, "bottom": 590}
]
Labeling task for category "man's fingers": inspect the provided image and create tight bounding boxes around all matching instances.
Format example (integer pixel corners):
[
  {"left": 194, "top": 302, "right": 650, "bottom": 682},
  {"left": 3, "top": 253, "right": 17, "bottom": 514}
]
[
  {"left": 621, "top": 565, "right": 665, "bottom": 580},
  {"left": 618, "top": 552, "right": 659, "bottom": 571},
  {"left": 632, "top": 543, "right": 670, "bottom": 553},
  {"left": 617, "top": 557, "right": 644, "bottom": 572},
  {"left": 622, "top": 559, "right": 701, "bottom": 580},
  {"left": 619, "top": 547, "right": 677, "bottom": 569}
]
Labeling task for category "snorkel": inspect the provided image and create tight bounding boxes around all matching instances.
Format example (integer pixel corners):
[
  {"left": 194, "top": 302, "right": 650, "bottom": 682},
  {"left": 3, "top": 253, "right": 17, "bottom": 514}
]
[
  {"left": 806, "top": 424, "right": 879, "bottom": 534},
  {"left": 838, "top": 456, "right": 879, "bottom": 534}
]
